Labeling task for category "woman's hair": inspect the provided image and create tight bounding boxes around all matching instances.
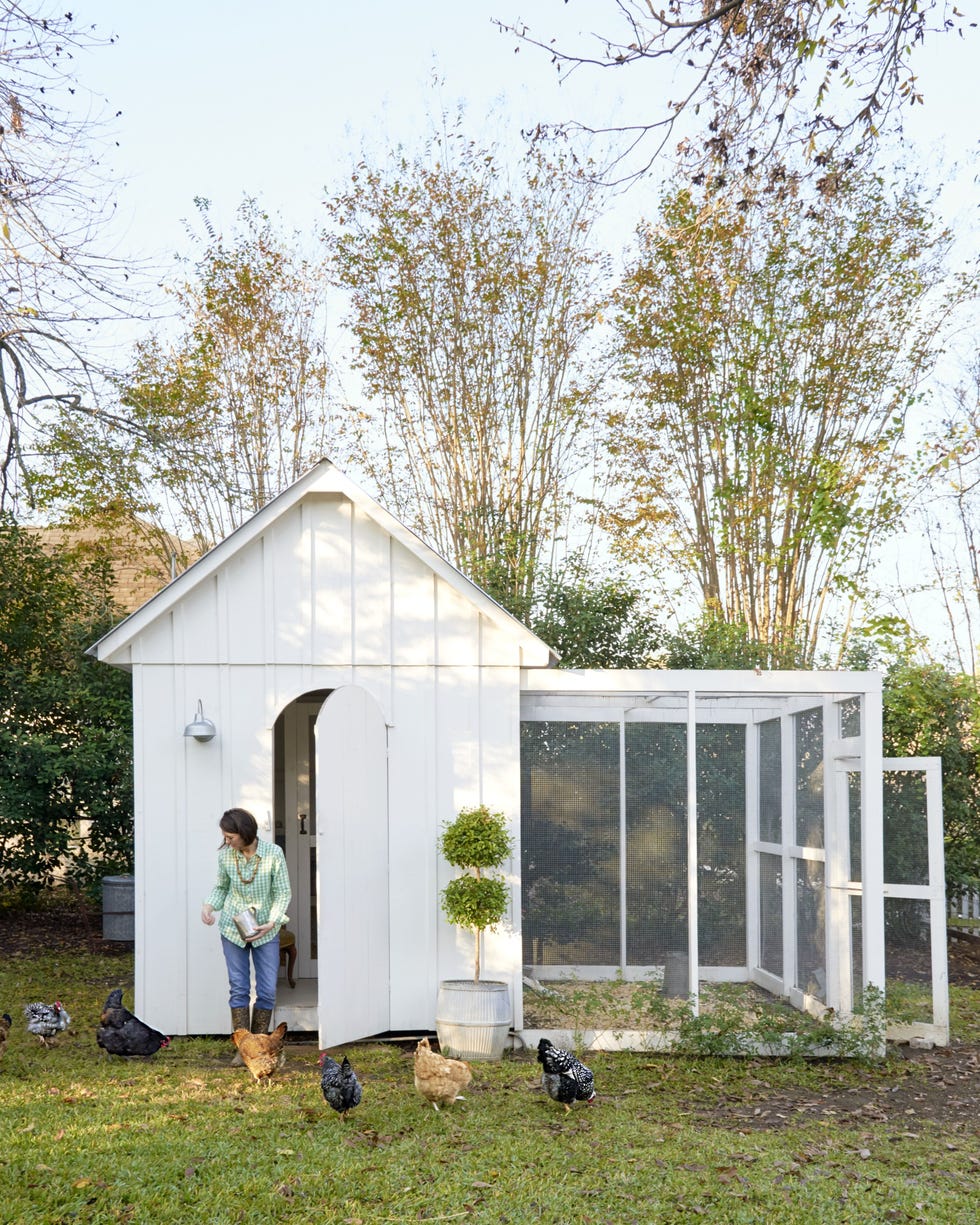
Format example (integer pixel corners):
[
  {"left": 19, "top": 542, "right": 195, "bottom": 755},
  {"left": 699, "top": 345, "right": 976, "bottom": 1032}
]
[{"left": 219, "top": 807, "right": 258, "bottom": 847}]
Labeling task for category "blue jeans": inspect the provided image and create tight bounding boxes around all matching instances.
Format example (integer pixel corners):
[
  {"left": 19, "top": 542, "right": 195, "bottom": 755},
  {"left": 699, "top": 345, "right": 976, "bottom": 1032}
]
[{"left": 221, "top": 935, "right": 280, "bottom": 1011}]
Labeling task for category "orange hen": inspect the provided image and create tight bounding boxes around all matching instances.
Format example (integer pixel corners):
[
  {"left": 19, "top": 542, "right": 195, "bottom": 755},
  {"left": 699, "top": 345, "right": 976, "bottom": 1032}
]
[
  {"left": 413, "top": 1036, "right": 472, "bottom": 1110},
  {"left": 231, "top": 1022, "right": 288, "bottom": 1085}
]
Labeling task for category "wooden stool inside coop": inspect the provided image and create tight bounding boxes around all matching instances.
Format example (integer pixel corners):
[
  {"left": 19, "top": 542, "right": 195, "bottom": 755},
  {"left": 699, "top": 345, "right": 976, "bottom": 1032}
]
[{"left": 278, "top": 928, "right": 297, "bottom": 988}]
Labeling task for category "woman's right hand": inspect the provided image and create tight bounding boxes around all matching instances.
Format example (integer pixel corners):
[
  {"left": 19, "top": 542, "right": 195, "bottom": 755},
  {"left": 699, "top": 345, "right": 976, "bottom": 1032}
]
[{"left": 201, "top": 904, "right": 215, "bottom": 926}]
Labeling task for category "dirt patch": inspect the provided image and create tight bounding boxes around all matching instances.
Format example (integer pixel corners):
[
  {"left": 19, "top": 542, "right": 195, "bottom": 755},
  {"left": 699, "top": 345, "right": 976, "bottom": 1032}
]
[
  {"left": 947, "top": 928, "right": 980, "bottom": 985},
  {"left": 674, "top": 1043, "right": 980, "bottom": 1135},
  {"left": 0, "top": 898, "right": 133, "bottom": 960}
]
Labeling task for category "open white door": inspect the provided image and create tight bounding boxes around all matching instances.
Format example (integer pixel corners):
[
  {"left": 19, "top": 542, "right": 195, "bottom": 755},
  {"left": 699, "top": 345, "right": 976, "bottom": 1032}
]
[
  {"left": 881, "top": 756, "right": 948, "bottom": 1044},
  {"left": 315, "top": 685, "right": 390, "bottom": 1047}
]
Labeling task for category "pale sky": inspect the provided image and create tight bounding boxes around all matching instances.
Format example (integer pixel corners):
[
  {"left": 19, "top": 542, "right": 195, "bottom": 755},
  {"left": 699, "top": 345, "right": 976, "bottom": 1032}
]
[
  {"left": 78, "top": 1, "right": 978, "bottom": 267},
  {"left": 70, "top": 2, "right": 980, "bottom": 659}
]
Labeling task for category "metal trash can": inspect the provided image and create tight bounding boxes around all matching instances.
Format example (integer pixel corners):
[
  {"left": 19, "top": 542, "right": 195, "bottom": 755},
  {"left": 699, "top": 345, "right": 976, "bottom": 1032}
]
[
  {"left": 102, "top": 875, "right": 135, "bottom": 941},
  {"left": 662, "top": 950, "right": 690, "bottom": 999}
]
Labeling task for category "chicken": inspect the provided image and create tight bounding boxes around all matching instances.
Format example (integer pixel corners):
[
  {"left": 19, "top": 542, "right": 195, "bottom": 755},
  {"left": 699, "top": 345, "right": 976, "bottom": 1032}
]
[
  {"left": 319, "top": 1052, "right": 362, "bottom": 1120},
  {"left": 97, "top": 988, "right": 170, "bottom": 1058},
  {"left": 413, "top": 1036, "right": 472, "bottom": 1111},
  {"left": 0, "top": 1012, "right": 11, "bottom": 1058},
  {"left": 231, "top": 1022, "right": 288, "bottom": 1085},
  {"left": 536, "top": 1037, "right": 596, "bottom": 1112},
  {"left": 24, "top": 1001, "right": 71, "bottom": 1047}
]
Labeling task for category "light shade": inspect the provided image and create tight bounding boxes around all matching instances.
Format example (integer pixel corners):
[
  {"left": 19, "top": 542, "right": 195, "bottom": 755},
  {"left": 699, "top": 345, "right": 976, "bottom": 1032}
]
[{"left": 183, "top": 698, "right": 216, "bottom": 743}]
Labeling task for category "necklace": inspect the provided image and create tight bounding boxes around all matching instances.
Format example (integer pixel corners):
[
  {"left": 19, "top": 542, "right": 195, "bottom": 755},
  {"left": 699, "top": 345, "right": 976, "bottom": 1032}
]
[{"left": 235, "top": 850, "right": 261, "bottom": 886}]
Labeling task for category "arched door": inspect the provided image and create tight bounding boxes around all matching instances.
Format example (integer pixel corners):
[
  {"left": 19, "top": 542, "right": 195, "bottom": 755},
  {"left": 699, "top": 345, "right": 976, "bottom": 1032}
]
[{"left": 315, "top": 685, "right": 391, "bottom": 1047}]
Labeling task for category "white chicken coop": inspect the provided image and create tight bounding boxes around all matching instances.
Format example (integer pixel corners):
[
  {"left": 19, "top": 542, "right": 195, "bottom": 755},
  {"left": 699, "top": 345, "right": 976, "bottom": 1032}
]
[{"left": 89, "top": 461, "right": 948, "bottom": 1049}]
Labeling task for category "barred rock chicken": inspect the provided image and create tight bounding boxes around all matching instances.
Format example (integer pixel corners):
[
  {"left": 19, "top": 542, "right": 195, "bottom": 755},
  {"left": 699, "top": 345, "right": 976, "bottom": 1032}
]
[
  {"left": 536, "top": 1037, "right": 596, "bottom": 1112},
  {"left": 413, "top": 1036, "right": 472, "bottom": 1111},
  {"left": 24, "top": 1001, "right": 71, "bottom": 1047},
  {"left": 0, "top": 1012, "right": 11, "bottom": 1058},
  {"left": 319, "top": 1052, "right": 362, "bottom": 1120},
  {"left": 231, "top": 1022, "right": 288, "bottom": 1086},
  {"left": 97, "top": 988, "right": 170, "bottom": 1058}
]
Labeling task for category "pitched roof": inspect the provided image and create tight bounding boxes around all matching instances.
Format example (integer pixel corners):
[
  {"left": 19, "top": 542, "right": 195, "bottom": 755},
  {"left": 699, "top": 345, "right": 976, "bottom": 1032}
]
[
  {"left": 25, "top": 520, "right": 199, "bottom": 615},
  {"left": 88, "top": 459, "right": 557, "bottom": 667}
]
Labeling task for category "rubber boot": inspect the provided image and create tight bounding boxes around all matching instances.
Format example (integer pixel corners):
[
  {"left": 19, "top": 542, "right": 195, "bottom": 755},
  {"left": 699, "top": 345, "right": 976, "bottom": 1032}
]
[
  {"left": 250, "top": 1006, "right": 273, "bottom": 1035},
  {"left": 230, "top": 1005, "right": 250, "bottom": 1066}
]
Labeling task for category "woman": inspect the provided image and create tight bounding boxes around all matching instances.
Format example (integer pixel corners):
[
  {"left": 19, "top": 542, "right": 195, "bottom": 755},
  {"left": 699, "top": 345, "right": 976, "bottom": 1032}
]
[{"left": 201, "top": 807, "right": 291, "bottom": 1043}]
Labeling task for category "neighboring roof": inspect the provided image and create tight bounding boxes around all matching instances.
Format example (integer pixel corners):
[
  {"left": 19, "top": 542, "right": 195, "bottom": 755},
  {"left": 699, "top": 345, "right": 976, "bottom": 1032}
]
[
  {"left": 25, "top": 520, "right": 200, "bottom": 615},
  {"left": 87, "top": 459, "right": 558, "bottom": 667}
]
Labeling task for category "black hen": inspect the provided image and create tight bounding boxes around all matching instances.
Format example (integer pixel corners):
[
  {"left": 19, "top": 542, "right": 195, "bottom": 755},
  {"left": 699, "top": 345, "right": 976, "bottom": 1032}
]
[
  {"left": 97, "top": 988, "right": 170, "bottom": 1058},
  {"left": 319, "top": 1052, "right": 362, "bottom": 1120},
  {"left": 536, "top": 1037, "right": 596, "bottom": 1112}
]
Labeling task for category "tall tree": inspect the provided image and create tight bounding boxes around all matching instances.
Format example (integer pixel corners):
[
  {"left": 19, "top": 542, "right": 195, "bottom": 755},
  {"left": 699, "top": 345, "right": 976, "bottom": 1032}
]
[
  {"left": 0, "top": 516, "right": 133, "bottom": 899},
  {"left": 325, "top": 132, "right": 609, "bottom": 616},
  {"left": 882, "top": 660, "right": 980, "bottom": 898},
  {"left": 610, "top": 167, "right": 970, "bottom": 663},
  {"left": 115, "top": 198, "right": 338, "bottom": 549},
  {"left": 529, "top": 559, "right": 662, "bottom": 667},
  {"left": 919, "top": 357, "right": 980, "bottom": 673},
  {"left": 500, "top": 1, "right": 969, "bottom": 181},
  {"left": 0, "top": 4, "right": 126, "bottom": 513}
]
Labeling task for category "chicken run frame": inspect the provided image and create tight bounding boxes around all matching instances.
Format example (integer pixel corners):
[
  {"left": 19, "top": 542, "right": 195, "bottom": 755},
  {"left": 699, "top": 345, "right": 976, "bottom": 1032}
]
[
  {"left": 519, "top": 670, "right": 948, "bottom": 1049},
  {"left": 88, "top": 462, "right": 948, "bottom": 1050}
]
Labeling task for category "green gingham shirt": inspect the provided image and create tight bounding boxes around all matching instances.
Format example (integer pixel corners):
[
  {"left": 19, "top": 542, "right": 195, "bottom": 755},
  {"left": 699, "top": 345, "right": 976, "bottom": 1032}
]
[{"left": 203, "top": 839, "right": 291, "bottom": 949}]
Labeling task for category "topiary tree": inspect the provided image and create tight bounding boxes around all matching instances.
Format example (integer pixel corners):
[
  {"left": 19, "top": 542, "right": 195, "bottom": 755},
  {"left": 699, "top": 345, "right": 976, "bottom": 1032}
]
[{"left": 439, "top": 805, "right": 513, "bottom": 982}]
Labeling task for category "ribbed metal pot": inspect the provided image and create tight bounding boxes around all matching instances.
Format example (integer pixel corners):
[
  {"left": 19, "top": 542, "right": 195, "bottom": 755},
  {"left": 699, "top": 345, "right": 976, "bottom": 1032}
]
[{"left": 435, "top": 980, "right": 511, "bottom": 1061}]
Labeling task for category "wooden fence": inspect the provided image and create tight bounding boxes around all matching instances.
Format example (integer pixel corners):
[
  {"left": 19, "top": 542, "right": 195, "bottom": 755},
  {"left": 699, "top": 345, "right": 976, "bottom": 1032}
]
[{"left": 948, "top": 892, "right": 980, "bottom": 930}]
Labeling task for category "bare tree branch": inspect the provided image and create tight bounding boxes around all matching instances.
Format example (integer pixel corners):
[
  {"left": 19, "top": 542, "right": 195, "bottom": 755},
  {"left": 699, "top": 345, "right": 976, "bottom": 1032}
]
[{"left": 497, "top": 1, "right": 969, "bottom": 183}]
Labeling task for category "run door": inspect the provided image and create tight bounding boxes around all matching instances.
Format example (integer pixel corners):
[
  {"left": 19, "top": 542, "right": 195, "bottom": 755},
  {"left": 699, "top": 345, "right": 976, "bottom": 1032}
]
[{"left": 315, "top": 685, "right": 391, "bottom": 1047}]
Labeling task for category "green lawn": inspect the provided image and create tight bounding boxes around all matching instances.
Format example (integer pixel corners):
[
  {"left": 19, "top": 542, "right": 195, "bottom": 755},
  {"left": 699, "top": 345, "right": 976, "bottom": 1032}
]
[{"left": 1, "top": 946, "right": 979, "bottom": 1224}]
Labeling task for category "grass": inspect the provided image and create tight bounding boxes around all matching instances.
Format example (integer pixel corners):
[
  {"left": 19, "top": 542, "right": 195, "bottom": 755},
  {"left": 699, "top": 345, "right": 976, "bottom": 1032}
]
[{"left": 1, "top": 946, "right": 979, "bottom": 1224}]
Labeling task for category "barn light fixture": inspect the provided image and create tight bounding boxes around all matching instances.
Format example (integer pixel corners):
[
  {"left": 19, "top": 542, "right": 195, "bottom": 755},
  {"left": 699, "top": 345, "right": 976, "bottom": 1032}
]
[{"left": 183, "top": 699, "right": 216, "bottom": 743}]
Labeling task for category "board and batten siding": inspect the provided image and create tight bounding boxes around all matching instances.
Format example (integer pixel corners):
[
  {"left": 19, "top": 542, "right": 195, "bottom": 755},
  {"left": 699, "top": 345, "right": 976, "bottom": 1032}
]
[{"left": 119, "top": 490, "right": 533, "bottom": 1035}]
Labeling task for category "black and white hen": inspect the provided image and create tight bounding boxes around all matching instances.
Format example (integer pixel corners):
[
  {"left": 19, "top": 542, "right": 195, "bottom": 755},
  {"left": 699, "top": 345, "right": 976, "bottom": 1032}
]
[
  {"left": 536, "top": 1037, "right": 596, "bottom": 1112},
  {"left": 97, "top": 988, "right": 170, "bottom": 1058},
  {"left": 24, "top": 1001, "right": 71, "bottom": 1047},
  {"left": 319, "top": 1052, "right": 362, "bottom": 1120}
]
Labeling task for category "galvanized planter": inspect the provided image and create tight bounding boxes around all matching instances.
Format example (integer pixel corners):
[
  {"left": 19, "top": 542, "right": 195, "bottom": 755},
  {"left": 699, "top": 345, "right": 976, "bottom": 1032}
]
[{"left": 435, "top": 980, "right": 511, "bottom": 1061}]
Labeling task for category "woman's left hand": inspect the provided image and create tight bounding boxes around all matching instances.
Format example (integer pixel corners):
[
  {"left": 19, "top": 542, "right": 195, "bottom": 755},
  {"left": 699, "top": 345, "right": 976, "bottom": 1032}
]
[{"left": 245, "top": 921, "right": 275, "bottom": 941}]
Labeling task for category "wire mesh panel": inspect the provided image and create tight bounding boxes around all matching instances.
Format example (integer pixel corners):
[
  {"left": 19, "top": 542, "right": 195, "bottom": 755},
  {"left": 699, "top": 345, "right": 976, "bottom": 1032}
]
[
  {"left": 848, "top": 770, "right": 862, "bottom": 883},
  {"left": 839, "top": 696, "right": 862, "bottom": 739},
  {"left": 796, "top": 858, "right": 826, "bottom": 1001},
  {"left": 795, "top": 707, "right": 824, "bottom": 849},
  {"left": 883, "top": 771, "right": 929, "bottom": 886},
  {"left": 758, "top": 718, "right": 781, "bottom": 843},
  {"left": 696, "top": 723, "right": 746, "bottom": 966},
  {"left": 759, "top": 851, "right": 783, "bottom": 977},
  {"left": 520, "top": 721, "right": 620, "bottom": 967},
  {"left": 881, "top": 764, "right": 942, "bottom": 1030},
  {"left": 624, "top": 722, "right": 688, "bottom": 965},
  {"left": 850, "top": 895, "right": 864, "bottom": 1005},
  {"left": 884, "top": 897, "right": 934, "bottom": 1025}
]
